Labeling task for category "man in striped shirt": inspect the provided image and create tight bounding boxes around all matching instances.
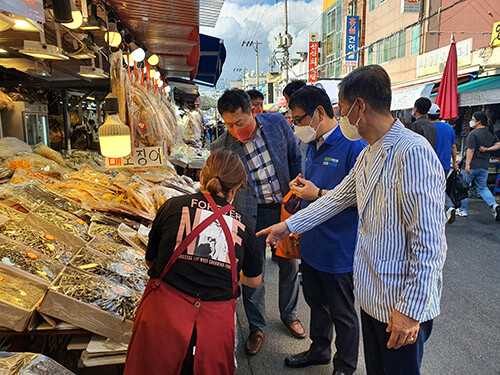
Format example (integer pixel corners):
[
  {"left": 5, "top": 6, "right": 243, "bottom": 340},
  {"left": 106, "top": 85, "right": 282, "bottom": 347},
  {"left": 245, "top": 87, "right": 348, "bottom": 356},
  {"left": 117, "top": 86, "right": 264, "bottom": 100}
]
[{"left": 258, "top": 65, "right": 447, "bottom": 375}]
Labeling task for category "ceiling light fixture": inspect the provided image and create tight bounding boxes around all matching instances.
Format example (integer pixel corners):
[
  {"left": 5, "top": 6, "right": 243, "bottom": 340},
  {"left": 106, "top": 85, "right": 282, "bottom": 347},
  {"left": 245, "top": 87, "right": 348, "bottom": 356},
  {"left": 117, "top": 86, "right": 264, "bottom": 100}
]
[
  {"left": 0, "top": 13, "right": 14, "bottom": 32},
  {"left": 154, "top": 71, "right": 160, "bottom": 80},
  {"left": 78, "top": 55, "right": 109, "bottom": 79},
  {"left": 105, "top": 22, "right": 122, "bottom": 47},
  {"left": 146, "top": 52, "right": 159, "bottom": 66},
  {"left": 20, "top": 27, "right": 69, "bottom": 60},
  {"left": 99, "top": 93, "right": 131, "bottom": 158},
  {"left": 61, "top": 0, "right": 83, "bottom": 29},
  {"left": 80, "top": 3, "right": 106, "bottom": 30},
  {"left": 12, "top": 18, "right": 43, "bottom": 32},
  {"left": 129, "top": 42, "right": 145, "bottom": 62},
  {"left": 52, "top": 0, "right": 73, "bottom": 23},
  {"left": 149, "top": 68, "right": 157, "bottom": 77}
]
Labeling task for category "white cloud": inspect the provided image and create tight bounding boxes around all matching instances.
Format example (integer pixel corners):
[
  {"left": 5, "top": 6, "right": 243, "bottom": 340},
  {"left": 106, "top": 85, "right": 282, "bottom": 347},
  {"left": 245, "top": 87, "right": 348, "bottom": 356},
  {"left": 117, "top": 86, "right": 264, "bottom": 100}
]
[{"left": 200, "top": 0, "right": 322, "bottom": 89}]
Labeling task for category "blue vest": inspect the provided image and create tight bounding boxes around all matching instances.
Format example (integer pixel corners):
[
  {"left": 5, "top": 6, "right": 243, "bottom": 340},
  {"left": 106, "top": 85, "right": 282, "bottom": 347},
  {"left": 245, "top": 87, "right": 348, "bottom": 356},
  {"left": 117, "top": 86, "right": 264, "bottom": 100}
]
[{"left": 300, "top": 126, "right": 366, "bottom": 274}]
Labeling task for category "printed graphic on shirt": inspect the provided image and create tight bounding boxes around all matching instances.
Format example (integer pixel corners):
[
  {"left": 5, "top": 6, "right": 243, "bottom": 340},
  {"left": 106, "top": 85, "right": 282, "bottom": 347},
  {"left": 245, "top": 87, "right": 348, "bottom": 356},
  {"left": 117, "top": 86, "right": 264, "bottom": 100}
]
[
  {"left": 323, "top": 156, "right": 339, "bottom": 167},
  {"left": 175, "top": 199, "right": 245, "bottom": 270}
]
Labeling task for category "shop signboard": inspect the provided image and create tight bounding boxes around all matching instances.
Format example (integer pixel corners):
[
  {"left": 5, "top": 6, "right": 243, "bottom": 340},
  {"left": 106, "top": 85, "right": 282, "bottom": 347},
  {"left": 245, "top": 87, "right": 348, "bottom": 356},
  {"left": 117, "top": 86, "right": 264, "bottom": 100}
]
[
  {"left": 308, "top": 33, "right": 320, "bottom": 82},
  {"left": 401, "top": 0, "right": 421, "bottom": 13},
  {"left": 345, "top": 16, "right": 359, "bottom": 67},
  {"left": 391, "top": 83, "right": 434, "bottom": 111},
  {"left": 0, "top": 0, "right": 44, "bottom": 23},
  {"left": 105, "top": 146, "right": 165, "bottom": 169},
  {"left": 491, "top": 21, "right": 500, "bottom": 48},
  {"left": 416, "top": 38, "right": 472, "bottom": 77}
]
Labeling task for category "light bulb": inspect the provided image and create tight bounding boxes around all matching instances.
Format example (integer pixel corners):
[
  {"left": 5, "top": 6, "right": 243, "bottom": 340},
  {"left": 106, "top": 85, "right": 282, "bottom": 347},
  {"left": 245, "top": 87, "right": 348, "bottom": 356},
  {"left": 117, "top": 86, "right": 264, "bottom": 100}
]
[
  {"left": 150, "top": 68, "right": 157, "bottom": 77},
  {"left": 130, "top": 43, "right": 145, "bottom": 62},
  {"left": 123, "top": 54, "right": 134, "bottom": 66},
  {"left": 158, "top": 80, "right": 164, "bottom": 88},
  {"left": 62, "top": 1, "right": 83, "bottom": 29},
  {"left": 147, "top": 53, "right": 159, "bottom": 66},
  {"left": 154, "top": 71, "right": 160, "bottom": 80},
  {"left": 165, "top": 86, "right": 171, "bottom": 93},
  {"left": 105, "top": 22, "right": 121, "bottom": 47}
]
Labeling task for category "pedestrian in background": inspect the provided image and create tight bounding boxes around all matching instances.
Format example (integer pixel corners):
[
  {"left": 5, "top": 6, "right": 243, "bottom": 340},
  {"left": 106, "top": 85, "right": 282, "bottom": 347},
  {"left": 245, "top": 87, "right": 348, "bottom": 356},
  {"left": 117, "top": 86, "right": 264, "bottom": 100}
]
[
  {"left": 247, "top": 89, "right": 264, "bottom": 116},
  {"left": 259, "top": 65, "right": 447, "bottom": 375},
  {"left": 212, "top": 89, "right": 304, "bottom": 356},
  {"left": 457, "top": 111, "right": 500, "bottom": 220},
  {"left": 428, "top": 103, "right": 458, "bottom": 224},
  {"left": 284, "top": 85, "right": 366, "bottom": 375},
  {"left": 411, "top": 97, "right": 436, "bottom": 147},
  {"left": 284, "top": 80, "right": 308, "bottom": 168}
]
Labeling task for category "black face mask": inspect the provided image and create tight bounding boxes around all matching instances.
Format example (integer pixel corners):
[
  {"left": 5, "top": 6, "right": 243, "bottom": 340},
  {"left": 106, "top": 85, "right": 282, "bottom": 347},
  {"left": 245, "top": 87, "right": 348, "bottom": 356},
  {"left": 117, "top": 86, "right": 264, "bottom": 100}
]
[{"left": 411, "top": 116, "right": 416, "bottom": 123}]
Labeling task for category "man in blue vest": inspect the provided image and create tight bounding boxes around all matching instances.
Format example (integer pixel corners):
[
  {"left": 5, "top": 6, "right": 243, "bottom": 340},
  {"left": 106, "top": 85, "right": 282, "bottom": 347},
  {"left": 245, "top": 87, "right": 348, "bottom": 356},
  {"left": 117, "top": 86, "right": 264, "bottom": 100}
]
[{"left": 284, "top": 86, "right": 366, "bottom": 375}]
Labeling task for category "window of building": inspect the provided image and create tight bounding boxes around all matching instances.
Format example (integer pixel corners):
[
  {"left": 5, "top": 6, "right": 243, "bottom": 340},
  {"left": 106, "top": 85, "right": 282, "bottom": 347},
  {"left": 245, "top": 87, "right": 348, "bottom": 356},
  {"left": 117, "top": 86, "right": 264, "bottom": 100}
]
[
  {"left": 377, "top": 30, "right": 406, "bottom": 65},
  {"left": 368, "top": 45, "right": 374, "bottom": 65},
  {"left": 369, "top": 0, "right": 375, "bottom": 12},
  {"left": 320, "top": 1, "right": 344, "bottom": 78},
  {"left": 348, "top": 1, "right": 357, "bottom": 16},
  {"left": 411, "top": 24, "right": 420, "bottom": 55},
  {"left": 398, "top": 29, "right": 407, "bottom": 58}
]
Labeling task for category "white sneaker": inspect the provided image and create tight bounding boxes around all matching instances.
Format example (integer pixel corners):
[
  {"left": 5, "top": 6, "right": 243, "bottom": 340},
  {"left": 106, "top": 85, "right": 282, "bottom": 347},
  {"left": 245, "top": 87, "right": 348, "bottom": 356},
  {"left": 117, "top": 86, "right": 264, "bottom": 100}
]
[
  {"left": 493, "top": 204, "right": 500, "bottom": 222},
  {"left": 446, "top": 207, "right": 456, "bottom": 224},
  {"left": 456, "top": 208, "right": 467, "bottom": 217}
]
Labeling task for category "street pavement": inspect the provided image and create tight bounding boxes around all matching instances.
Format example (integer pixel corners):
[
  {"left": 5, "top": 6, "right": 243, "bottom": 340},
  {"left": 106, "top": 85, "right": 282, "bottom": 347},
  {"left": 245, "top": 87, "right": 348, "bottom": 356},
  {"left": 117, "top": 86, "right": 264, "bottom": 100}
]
[{"left": 234, "top": 198, "right": 500, "bottom": 375}]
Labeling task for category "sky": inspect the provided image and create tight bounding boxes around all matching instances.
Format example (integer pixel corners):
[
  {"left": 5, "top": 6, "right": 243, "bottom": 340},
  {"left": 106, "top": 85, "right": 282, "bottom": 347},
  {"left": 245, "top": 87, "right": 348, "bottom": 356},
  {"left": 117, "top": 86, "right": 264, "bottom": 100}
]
[{"left": 200, "top": 0, "right": 322, "bottom": 92}]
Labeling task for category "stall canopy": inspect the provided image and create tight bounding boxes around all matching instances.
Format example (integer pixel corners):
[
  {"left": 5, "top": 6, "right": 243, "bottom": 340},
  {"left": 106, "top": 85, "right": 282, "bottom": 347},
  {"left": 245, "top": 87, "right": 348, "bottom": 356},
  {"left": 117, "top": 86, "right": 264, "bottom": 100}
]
[
  {"left": 431, "top": 75, "right": 500, "bottom": 106},
  {"left": 194, "top": 34, "right": 226, "bottom": 87},
  {"left": 108, "top": 0, "right": 224, "bottom": 80}
]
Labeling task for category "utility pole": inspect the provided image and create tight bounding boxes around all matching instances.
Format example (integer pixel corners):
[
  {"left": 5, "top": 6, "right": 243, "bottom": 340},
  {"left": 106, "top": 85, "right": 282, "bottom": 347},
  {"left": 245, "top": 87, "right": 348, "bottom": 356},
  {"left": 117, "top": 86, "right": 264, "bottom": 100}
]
[
  {"left": 274, "top": 0, "right": 292, "bottom": 87},
  {"left": 242, "top": 41, "right": 262, "bottom": 89}
]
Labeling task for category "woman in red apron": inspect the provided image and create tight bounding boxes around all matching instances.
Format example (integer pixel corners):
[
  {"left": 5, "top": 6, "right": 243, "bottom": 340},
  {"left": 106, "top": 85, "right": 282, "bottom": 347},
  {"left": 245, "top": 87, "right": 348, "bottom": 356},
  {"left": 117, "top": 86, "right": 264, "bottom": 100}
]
[{"left": 124, "top": 149, "right": 263, "bottom": 375}]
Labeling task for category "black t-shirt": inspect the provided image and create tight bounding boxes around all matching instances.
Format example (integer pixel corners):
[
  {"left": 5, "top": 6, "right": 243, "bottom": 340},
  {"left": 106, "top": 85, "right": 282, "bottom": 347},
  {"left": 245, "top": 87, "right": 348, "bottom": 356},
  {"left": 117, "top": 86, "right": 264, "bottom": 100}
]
[
  {"left": 146, "top": 192, "right": 262, "bottom": 301},
  {"left": 411, "top": 117, "right": 436, "bottom": 147},
  {"left": 465, "top": 128, "right": 499, "bottom": 170}
]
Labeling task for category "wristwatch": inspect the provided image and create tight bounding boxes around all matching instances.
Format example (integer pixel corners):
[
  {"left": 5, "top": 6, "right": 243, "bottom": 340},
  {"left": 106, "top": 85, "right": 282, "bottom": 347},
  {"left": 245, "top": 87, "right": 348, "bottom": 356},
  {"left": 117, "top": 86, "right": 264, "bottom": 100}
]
[{"left": 317, "top": 188, "right": 322, "bottom": 198}]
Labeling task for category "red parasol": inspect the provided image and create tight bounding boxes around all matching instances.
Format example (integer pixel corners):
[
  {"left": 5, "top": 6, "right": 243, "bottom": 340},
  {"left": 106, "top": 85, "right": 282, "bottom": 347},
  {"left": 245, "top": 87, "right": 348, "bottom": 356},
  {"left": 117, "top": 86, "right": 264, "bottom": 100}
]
[{"left": 435, "top": 36, "right": 459, "bottom": 120}]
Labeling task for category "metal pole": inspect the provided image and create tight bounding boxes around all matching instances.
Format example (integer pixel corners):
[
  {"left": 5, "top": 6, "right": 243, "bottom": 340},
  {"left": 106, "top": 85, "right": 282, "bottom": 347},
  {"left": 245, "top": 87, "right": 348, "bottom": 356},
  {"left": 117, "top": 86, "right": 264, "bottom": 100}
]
[
  {"left": 283, "top": 0, "right": 290, "bottom": 85},
  {"left": 255, "top": 42, "right": 260, "bottom": 89},
  {"left": 62, "top": 89, "right": 71, "bottom": 150},
  {"left": 243, "top": 67, "right": 247, "bottom": 90}
]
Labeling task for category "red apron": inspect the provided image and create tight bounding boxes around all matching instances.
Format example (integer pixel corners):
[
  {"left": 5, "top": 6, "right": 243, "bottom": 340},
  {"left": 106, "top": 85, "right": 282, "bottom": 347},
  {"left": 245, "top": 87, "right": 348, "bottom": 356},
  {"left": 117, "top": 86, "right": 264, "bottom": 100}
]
[{"left": 124, "top": 193, "right": 238, "bottom": 375}]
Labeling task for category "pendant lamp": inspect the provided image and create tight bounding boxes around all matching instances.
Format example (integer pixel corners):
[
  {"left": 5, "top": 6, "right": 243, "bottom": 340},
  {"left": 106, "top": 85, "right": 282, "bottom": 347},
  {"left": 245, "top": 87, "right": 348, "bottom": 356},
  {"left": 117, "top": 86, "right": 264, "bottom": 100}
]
[{"left": 99, "top": 93, "right": 131, "bottom": 157}]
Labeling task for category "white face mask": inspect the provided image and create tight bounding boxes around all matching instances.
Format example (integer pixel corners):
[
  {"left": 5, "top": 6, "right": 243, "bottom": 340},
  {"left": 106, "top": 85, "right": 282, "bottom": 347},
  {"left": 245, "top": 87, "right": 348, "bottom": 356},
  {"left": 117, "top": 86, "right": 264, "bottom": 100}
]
[
  {"left": 294, "top": 109, "right": 318, "bottom": 143},
  {"left": 339, "top": 100, "right": 364, "bottom": 141},
  {"left": 469, "top": 120, "right": 476, "bottom": 128}
]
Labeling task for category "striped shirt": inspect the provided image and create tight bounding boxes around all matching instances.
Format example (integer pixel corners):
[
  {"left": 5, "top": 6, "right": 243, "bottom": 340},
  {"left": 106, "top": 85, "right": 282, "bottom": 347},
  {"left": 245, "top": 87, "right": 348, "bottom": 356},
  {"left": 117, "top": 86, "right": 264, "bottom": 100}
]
[
  {"left": 287, "top": 120, "right": 447, "bottom": 323},
  {"left": 243, "top": 126, "right": 283, "bottom": 204}
]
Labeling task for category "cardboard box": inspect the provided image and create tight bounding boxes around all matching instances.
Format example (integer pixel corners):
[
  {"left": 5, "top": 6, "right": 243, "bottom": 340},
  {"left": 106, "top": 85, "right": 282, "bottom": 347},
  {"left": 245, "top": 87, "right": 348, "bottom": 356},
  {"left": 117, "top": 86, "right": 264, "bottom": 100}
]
[
  {"left": 39, "top": 267, "right": 134, "bottom": 343},
  {"left": 0, "top": 265, "right": 49, "bottom": 332}
]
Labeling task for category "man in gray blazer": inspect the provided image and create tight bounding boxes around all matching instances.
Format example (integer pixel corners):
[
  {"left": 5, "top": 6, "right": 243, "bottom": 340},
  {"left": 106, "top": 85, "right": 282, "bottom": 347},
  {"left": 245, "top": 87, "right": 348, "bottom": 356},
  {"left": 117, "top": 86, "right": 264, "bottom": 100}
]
[{"left": 212, "top": 89, "right": 303, "bottom": 356}]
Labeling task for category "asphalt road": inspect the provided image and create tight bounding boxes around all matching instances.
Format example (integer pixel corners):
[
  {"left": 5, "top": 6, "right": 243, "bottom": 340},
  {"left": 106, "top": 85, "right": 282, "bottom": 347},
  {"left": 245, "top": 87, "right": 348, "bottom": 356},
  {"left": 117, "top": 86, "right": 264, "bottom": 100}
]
[{"left": 234, "top": 198, "right": 500, "bottom": 375}]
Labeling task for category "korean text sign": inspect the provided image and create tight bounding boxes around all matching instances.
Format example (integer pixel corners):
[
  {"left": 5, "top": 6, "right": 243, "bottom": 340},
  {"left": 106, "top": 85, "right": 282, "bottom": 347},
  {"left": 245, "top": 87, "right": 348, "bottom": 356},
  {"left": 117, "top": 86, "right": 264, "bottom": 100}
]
[
  {"left": 105, "top": 146, "right": 165, "bottom": 168},
  {"left": 308, "top": 33, "right": 320, "bottom": 82},
  {"left": 345, "top": 16, "right": 359, "bottom": 66}
]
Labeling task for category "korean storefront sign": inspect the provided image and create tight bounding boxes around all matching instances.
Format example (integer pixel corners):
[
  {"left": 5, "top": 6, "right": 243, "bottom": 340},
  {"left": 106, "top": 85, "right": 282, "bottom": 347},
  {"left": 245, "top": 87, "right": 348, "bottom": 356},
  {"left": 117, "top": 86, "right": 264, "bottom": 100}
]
[
  {"left": 401, "top": 0, "right": 421, "bottom": 13},
  {"left": 308, "top": 33, "right": 320, "bottom": 82},
  {"left": 491, "top": 21, "right": 500, "bottom": 48},
  {"left": 0, "top": 0, "right": 44, "bottom": 22},
  {"left": 345, "top": 16, "right": 359, "bottom": 66},
  {"left": 105, "top": 146, "right": 165, "bottom": 168},
  {"left": 416, "top": 38, "right": 472, "bottom": 77}
]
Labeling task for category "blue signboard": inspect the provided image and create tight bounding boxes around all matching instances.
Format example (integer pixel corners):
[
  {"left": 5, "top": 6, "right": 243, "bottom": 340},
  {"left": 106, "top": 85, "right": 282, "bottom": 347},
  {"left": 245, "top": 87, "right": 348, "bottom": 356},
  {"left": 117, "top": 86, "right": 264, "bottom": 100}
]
[
  {"left": 345, "top": 16, "right": 359, "bottom": 66},
  {"left": 0, "top": 0, "right": 45, "bottom": 23}
]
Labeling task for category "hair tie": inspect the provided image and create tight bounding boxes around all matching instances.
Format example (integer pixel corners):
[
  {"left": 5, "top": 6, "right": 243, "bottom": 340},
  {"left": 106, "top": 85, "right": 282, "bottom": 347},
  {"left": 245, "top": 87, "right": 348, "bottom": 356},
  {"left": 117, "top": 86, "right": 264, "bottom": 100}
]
[{"left": 214, "top": 176, "right": 222, "bottom": 184}]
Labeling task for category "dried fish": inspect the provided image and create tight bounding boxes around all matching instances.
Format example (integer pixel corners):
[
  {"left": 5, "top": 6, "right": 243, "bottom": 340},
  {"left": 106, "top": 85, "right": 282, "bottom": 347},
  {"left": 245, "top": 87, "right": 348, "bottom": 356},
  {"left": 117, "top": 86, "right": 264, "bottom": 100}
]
[
  {"left": 0, "top": 237, "right": 63, "bottom": 282},
  {"left": 0, "top": 268, "right": 47, "bottom": 310},
  {"left": 52, "top": 268, "right": 141, "bottom": 321},
  {"left": 71, "top": 249, "right": 148, "bottom": 292},
  {"left": 88, "top": 222, "right": 128, "bottom": 245},
  {"left": 0, "top": 203, "right": 26, "bottom": 222},
  {"left": 0, "top": 221, "right": 76, "bottom": 264},
  {"left": 85, "top": 239, "right": 145, "bottom": 266},
  {"left": 32, "top": 204, "right": 90, "bottom": 241}
]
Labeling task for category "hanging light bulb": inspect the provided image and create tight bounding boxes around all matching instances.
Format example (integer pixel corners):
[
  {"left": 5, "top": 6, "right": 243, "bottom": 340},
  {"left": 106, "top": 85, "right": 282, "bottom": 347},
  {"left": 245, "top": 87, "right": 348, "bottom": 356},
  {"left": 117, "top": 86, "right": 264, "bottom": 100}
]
[
  {"left": 99, "top": 93, "right": 131, "bottom": 158},
  {"left": 104, "top": 22, "right": 122, "bottom": 47},
  {"left": 61, "top": 0, "right": 83, "bottom": 29},
  {"left": 154, "top": 71, "right": 161, "bottom": 80},
  {"left": 129, "top": 42, "right": 145, "bottom": 62},
  {"left": 157, "top": 79, "right": 164, "bottom": 88},
  {"left": 123, "top": 54, "right": 134, "bottom": 66},
  {"left": 149, "top": 68, "right": 157, "bottom": 77},
  {"left": 147, "top": 53, "right": 159, "bottom": 66}
]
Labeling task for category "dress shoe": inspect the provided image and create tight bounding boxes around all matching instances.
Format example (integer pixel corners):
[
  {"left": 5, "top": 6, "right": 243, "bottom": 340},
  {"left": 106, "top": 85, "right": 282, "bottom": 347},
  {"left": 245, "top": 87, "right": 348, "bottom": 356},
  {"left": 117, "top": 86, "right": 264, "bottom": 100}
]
[
  {"left": 245, "top": 331, "right": 265, "bottom": 356},
  {"left": 283, "top": 318, "right": 306, "bottom": 339},
  {"left": 284, "top": 350, "right": 330, "bottom": 368}
]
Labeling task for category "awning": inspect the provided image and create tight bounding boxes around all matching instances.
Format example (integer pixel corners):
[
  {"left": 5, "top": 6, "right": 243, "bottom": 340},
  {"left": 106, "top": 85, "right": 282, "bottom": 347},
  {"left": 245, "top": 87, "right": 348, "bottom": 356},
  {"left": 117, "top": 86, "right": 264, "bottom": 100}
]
[
  {"left": 431, "top": 75, "right": 500, "bottom": 106},
  {"left": 391, "top": 84, "right": 434, "bottom": 111},
  {"left": 194, "top": 34, "right": 226, "bottom": 87}
]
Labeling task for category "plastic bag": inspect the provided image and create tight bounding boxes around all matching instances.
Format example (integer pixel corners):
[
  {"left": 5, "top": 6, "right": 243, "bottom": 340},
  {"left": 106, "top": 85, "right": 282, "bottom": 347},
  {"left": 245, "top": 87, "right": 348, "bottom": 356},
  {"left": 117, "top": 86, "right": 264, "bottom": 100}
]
[
  {"left": 5, "top": 153, "right": 72, "bottom": 179},
  {"left": 63, "top": 150, "right": 105, "bottom": 171},
  {"left": 0, "top": 352, "right": 75, "bottom": 375},
  {"left": 0, "top": 138, "right": 32, "bottom": 160},
  {"left": 32, "top": 143, "right": 65, "bottom": 167},
  {"left": 446, "top": 169, "right": 469, "bottom": 208},
  {"left": 86, "top": 237, "right": 145, "bottom": 265}
]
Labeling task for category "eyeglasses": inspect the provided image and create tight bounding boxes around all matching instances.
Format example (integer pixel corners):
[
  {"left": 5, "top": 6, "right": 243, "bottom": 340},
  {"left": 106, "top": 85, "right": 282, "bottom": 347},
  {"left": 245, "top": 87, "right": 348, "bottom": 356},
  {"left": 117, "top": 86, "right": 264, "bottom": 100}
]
[{"left": 291, "top": 112, "right": 311, "bottom": 127}]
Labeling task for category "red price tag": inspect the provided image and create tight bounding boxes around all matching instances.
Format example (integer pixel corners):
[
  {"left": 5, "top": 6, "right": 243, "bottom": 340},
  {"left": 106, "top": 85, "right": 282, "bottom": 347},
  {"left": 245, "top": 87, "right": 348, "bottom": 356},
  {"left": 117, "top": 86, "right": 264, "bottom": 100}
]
[
  {"left": 0, "top": 276, "right": 4, "bottom": 282},
  {"left": 138, "top": 121, "right": 146, "bottom": 130},
  {"left": 112, "top": 286, "right": 125, "bottom": 295},
  {"left": 75, "top": 219, "right": 86, "bottom": 225},
  {"left": 135, "top": 249, "right": 145, "bottom": 257},
  {"left": 44, "top": 234, "right": 55, "bottom": 241},
  {"left": 26, "top": 251, "right": 38, "bottom": 259},
  {"left": 122, "top": 264, "right": 134, "bottom": 273}
]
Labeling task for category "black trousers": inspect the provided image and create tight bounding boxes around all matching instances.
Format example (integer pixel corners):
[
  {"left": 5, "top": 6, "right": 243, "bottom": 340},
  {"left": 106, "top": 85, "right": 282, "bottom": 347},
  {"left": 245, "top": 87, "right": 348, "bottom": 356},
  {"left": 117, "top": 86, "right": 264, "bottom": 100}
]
[
  {"left": 300, "top": 260, "right": 359, "bottom": 374},
  {"left": 361, "top": 309, "right": 433, "bottom": 375}
]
